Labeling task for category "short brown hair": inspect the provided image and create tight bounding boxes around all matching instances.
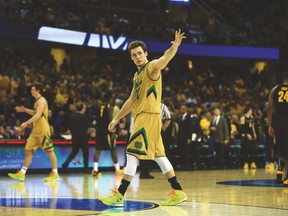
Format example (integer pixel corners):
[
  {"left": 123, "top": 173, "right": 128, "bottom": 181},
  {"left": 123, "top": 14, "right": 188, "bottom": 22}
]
[
  {"left": 128, "top": 40, "right": 147, "bottom": 53},
  {"left": 32, "top": 83, "right": 43, "bottom": 93}
]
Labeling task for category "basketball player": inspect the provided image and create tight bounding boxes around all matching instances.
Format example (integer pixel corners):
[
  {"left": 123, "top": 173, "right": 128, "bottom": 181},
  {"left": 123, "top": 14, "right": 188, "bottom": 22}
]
[
  {"left": 267, "top": 71, "right": 288, "bottom": 185},
  {"left": 98, "top": 29, "right": 187, "bottom": 206},
  {"left": 8, "top": 83, "right": 60, "bottom": 182},
  {"left": 92, "top": 91, "right": 124, "bottom": 178},
  {"left": 240, "top": 107, "right": 257, "bottom": 170}
]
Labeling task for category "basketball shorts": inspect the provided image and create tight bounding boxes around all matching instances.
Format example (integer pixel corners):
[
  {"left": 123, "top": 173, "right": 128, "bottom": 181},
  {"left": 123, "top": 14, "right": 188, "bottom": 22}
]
[
  {"left": 127, "top": 112, "right": 165, "bottom": 160},
  {"left": 274, "top": 114, "right": 288, "bottom": 159},
  {"left": 96, "top": 127, "right": 116, "bottom": 150},
  {"left": 25, "top": 133, "right": 54, "bottom": 152}
]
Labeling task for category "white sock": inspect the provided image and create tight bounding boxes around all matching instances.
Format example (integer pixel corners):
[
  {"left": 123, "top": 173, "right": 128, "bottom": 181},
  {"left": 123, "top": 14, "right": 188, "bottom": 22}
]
[
  {"left": 21, "top": 166, "right": 27, "bottom": 174},
  {"left": 114, "top": 163, "right": 120, "bottom": 171},
  {"left": 94, "top": 162, "right": 98, "bottom": 172},
  {"left": 52, "top": 168, "right": 58, "bottom": 174}
]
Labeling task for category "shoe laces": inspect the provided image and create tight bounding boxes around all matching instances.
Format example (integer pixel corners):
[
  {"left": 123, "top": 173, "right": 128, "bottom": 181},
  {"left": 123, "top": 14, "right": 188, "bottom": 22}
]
[
  {"left": 106, "top": 189, "right": 118, "bottom": 196},
  {"left": 168, "top": 190, "right": 176, "bottom": 199}
]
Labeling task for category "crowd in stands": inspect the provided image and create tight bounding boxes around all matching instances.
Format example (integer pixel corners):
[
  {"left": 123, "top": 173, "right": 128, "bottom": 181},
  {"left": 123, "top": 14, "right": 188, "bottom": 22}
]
[{"left": 1, "top": 0, "right": 288, "bottom": 47}]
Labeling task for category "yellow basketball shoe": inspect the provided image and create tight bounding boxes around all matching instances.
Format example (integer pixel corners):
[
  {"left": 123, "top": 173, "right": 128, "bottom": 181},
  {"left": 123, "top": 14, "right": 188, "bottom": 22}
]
[
  {"left": 8, "top": 170, "right": 25, "bottom": 181},
  {"left": 115, "top": 168, "right": 125, "bottom": 176},
  {"left": 98, "top": 190, "right": 124, "bottom": 207},
  {"left": 283, "top": 179, "right": 288, "bottom": 187},
  {"left": 250, "top": 162, "right": 257, "bottom": 169},
  {"left": 161, "top": 189, "right": 188, "bottom": 206},
  {"left": 44, "top": 172, "right": 60, "bottom": 182},
  {"left": 265, "top": 162, "right": 274, "bottom": 170},
  {"left": 243, "top": 163, "right": 249, "bottom": 170},
  {"left": 92, "top": 170, "right": 102, "bottom": 178}
]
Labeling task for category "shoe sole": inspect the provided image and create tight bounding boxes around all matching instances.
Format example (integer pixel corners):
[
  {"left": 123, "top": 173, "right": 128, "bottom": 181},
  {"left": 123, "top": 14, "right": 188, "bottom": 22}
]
[
  {"left": 8, "top": 174, "right": 25, "bottom": 181},
  {"left": 98, "top": 199, "right": 124, "bottom": 207},
  {"left": 161, "top": 196, "right": 188, "bottom": 206},
  {"left": 44, "top": 178, "right": 60, "bottom": 182}
]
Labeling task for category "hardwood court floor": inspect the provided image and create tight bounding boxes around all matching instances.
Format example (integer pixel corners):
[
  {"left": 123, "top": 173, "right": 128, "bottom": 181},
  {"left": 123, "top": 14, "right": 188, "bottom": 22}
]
[{"left": 1, "top": 168, "right": 288, "bottom": 216}]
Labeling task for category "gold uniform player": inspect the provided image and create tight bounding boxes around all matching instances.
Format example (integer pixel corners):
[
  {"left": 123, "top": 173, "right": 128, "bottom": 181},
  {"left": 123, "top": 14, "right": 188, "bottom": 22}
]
[
  {"left": 98, "top": 29, "right": 188, "bottom": 207},
  {"left": 8, "top": 83, "right": 60, "bottom": 182}
]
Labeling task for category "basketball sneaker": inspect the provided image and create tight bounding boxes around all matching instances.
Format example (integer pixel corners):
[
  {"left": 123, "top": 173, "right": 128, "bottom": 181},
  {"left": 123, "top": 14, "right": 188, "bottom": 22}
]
[
  {"left": 161, "top": 189, "right": 188, "bottom": 206},
  {"left": 8, "top": 170, "right": 25, "bottom": 181},
  {"left": 283, "top": 179, "right": 288, "bottom": 187},
  {"left": 250, "top": 162, "right": 257, "bottom": 169},
  {"left": 92, "top": 170, "right": 102, "bottom": 178},
  {"left": 44, "top": 172, "right": 60, "bottom": 182},
  {"left": 115, "top": 168, "right": 125, "bottom": 176},
  {"left": 265, "top": 162, "right": 274, "bottom": 170},
  {"left": 243, "top": 163, "right": 249, "bottom": 170},
  {"left": 98, "top": 190, "right": 124, "bottom": 207}
]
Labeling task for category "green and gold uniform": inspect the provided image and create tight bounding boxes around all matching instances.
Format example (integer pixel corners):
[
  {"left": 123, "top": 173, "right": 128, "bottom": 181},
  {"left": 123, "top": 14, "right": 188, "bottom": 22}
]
[
  {"left": 127, "top": 62, "right": 165, "bottom": 160},
  {"left": 25, "top": 96, "right": 53, "bottom": 152}
]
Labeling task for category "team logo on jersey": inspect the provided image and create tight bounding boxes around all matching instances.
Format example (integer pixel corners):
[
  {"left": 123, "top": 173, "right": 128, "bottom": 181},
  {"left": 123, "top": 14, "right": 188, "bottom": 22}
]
[
  {"left": 134, "top": 141, "right": 143, "bottom": 149},
  {"left": 127, "top": 128, "right": 148, "bottom": 155}
]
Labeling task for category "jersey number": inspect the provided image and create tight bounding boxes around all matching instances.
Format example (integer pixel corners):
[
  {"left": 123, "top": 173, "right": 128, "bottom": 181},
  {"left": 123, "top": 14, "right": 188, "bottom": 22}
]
[
  {"left": 278, "top": 90, "right": 288, "bottom": 102},
  {"left": 99, "top": 105, "right": 105, "bottom": 117}
]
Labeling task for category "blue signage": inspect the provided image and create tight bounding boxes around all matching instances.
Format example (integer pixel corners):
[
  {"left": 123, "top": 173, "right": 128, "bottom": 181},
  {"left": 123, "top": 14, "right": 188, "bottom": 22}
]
[
  {"left": 0, "top": 145, "right": 126, "bottom": 170},
  {"left": 37, "top": 26, "right": 279, "bottom": 59}
]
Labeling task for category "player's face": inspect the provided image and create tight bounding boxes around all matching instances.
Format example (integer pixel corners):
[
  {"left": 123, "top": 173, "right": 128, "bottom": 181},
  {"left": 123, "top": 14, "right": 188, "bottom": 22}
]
[
  {"left": 130, "top": 46, "right": 148, "bottom": 68},
  {"left": 31, "top": 87, "right": 39, "bottom": 98}
]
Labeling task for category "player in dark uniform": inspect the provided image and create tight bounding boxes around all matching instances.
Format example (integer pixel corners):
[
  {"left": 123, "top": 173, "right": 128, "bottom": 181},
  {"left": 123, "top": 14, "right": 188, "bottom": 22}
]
[
  {"left": 267, "top": 71, "right": 288, "bottom": 185},
  {"left": 92, "top": 92, "right": 124, "bottom": 178},
  {"left": 240, "top": 107, "right": 257, "bottom": 170}
]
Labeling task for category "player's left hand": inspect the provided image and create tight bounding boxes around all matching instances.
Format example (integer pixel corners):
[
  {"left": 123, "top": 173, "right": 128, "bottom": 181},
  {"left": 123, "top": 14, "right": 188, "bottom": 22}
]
[
  {"left": 20, "top": 122, "right": 28, "bottom": 130},
  {"left": 171, "top": 29, "right": 186, "bottom": 46},
  {"left": 108, "top": 119, "right": 118, "bottom": 132},
  {"left": 268, "top": 126, "right": 275, "bottom": 138}
]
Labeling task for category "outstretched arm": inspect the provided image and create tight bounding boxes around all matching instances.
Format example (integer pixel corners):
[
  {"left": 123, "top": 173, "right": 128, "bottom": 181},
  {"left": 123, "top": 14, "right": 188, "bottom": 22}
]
[
  {"left": 148, "top": 29, "right": 186, "bottom": 79},
  {"left": 15, "top": 105, "right": 36, "bottom": 116}
]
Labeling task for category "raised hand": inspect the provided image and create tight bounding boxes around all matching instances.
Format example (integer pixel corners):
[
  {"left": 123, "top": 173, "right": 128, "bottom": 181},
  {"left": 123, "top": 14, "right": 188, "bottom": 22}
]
[{"left": 171, "top": 29, "right": 186, "bottom": 46}]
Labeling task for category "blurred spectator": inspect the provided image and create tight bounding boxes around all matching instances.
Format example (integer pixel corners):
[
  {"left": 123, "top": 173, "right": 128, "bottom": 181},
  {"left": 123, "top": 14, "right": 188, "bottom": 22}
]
[
  {"left": 13, "top": 126, "right": 24, "bottom": 139},
  {"left": 189, "top": 108, "right": 202, "bottom": 169},
  {"left": 3, "top": 123, "right": 15, "bottom": 139},
  {"left": 0, "top": 125, "right": 4, "bottom": 139},
  {"left": 175, "top": 104, "right": 193, "bottom": 170},
  {"left": 210, "top": 108, "right": 230, "bottom": 169}
]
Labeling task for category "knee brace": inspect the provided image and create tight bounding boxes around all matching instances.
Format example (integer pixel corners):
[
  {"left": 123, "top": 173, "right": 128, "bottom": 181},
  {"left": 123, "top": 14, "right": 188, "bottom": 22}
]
[
  {"left": 124, "top": 154, "right": 139, "bottom": 176},
  {"left": 154, "top": 156, "right": 173, "bottom": 174}
]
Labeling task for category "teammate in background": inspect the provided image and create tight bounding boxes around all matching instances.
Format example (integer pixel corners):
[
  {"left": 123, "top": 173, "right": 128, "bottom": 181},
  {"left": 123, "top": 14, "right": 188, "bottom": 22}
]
[
  {"left": 267, "top": 71, "right": 288, "bottom": 185},
  {"left": 92, "top": 92, "right": 125, "bottom": 178},
  {"left": 8, "top": 83, "right": 60, "bottom": 182},
  {"left": 98, "top": 29, "right": 187, "bottom": 206}
]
